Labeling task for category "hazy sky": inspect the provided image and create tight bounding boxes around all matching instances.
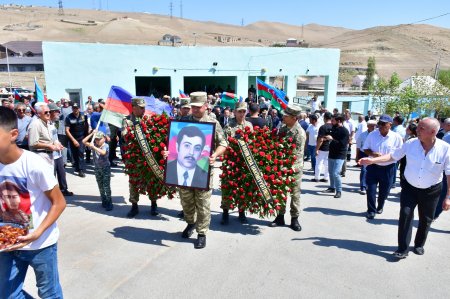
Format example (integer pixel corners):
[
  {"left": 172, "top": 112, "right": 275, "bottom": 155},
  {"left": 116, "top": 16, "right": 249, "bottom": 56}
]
[{"left": 4, "top": 0, "right": 450, "bottom": 29}]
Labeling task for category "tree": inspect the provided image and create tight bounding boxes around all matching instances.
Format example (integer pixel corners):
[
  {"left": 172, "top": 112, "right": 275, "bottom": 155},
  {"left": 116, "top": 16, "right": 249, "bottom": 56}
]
[
  {"left": 372, "top": 72, "right": 401, "bottom": 115},
  {"left": 363, "top": 57, "right": 376, "bottom": 91},
  {"left": 385, "top": 86, "right": 419, "bottom": 122},
  {"left": 438, "top": 69, "right": 450, "bottom": 89}
]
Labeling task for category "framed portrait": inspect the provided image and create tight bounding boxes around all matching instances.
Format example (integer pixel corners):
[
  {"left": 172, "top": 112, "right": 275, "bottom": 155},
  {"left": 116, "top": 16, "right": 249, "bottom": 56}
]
[{"left": 164, "top": 120, "right": 216, "bottom": 190}]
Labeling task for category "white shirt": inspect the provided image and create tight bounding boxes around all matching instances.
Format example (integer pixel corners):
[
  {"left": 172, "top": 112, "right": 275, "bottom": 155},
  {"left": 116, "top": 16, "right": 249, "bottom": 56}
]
[
  {"left": 356, "top": 130, "right": 370, "bottom": 150},
  {"left": 311, "top": 100, "right": 319, "bottom": 112},
  {"left": 0, "top": 150, "right": 59, "bottom": 250},
  {"left": 363, "top": 129, "right": 403, "bottom": 166},
  {"left": 176, "top": 162, "right": 195, "bottom": 186},
  {"left": 392, "top": 125, "right": 406, "bottom": 140},
  {"left": 355, "top": 121, "right": 367, "bottom": 142},
  {"left": 391, "top": 138, "right": 450, "bottom": 189},
  {"left": 306, "top": 123, "right": 319, "bottom": 146}
]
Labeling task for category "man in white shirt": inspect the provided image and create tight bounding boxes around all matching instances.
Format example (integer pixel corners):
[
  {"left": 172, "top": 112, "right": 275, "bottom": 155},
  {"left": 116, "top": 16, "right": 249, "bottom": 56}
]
[
  {"left": 341, "top": 110, "right": 356, "bottom": 176},
  {"left": 360, "top": 117, "right": 449, "bottom": 259},
  {"left": 356, "top": 120, "right": 376, "bottom": 194},
  {"left": 362, "top": 114, "right": 403, "bottom": 219},
  {"left": 306, "top": 114, "right": 320, "bottom": 174}
]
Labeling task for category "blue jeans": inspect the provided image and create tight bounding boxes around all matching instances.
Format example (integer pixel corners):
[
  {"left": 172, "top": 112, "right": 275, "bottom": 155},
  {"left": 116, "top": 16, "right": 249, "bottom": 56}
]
[
  {"left": 366, "top": 164, "right": 396, "bottom": 214},
  {"left": 307, "top": 145, "right": 316, "bottom": 170},
  {"left": 359, "top": 150, "right": 367, "bottom": 190},
  {"left": 328, "top": 158, "right": 344, "bottom": 192},
  {"left": 0, "top": 243, "right": 63, "bottom": 299}
]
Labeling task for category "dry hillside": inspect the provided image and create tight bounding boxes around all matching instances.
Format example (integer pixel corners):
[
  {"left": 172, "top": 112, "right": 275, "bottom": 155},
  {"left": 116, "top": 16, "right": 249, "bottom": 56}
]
[{"left": 1, "top": 4, "right": 449, "bottom": 81}]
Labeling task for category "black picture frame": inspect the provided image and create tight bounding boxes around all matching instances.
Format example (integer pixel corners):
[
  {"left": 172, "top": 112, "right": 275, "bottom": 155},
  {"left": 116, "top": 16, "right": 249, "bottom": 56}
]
[{"left": 164, "top": 120, "right": 216, "bottom": 190}]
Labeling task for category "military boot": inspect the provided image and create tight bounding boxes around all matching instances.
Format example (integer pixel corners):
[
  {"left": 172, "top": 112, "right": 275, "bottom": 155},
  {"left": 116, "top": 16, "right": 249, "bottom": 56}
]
[
  {"left": 126, "top": 203, "right": 139, "bottom": 218},
  {"left": 150, "top": 200, "right": 158, "bottom": 216},
  {"left": 269, "top": 214, "right": 285, "bottom": 227},
  {"left": 220, "top": 209, "right": 229, "bottom": 225},
  {"left": 290, "top": 217, "right": 302, "bottom": 231},
  {"left": 181, "top": 223, "right": 196, "bottom": 238},
  {"left": 238, "top": 211, "right": 248, "bottom": 224}
]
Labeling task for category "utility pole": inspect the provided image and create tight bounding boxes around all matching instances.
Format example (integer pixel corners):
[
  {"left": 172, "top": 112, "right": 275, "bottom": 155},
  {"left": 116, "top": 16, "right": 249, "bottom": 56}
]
[
  {"left": 58, "top": 0, "right": 64, "bottom": 16},
  {"left": 241, "top": 18, "right": 244, "bottom": 26},
  {"left": 180, "top": 0, "right": 183, "bottom": 19},
  {"left": 169, "top": 1, "right": 173, "bottom": 19},
  {"left": 434, "top": 54, "right": 441, "bottom": 79}
]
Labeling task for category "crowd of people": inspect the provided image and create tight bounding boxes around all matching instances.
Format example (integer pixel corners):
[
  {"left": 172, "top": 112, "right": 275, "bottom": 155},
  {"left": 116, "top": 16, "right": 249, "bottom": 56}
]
[{"left": 0, "top": 90, "right": 449, "bottom": 297}]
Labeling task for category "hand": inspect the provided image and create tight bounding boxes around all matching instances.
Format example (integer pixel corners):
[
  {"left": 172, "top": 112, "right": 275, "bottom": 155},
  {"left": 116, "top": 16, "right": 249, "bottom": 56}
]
[
  {"left": 5, "top": 231, "right": 39, "bottom": 251},
  {"left": 315, "top": 150, "right": 319, "bottom": 156},
  {"left": 73, "top": 140, "right": 80, "bottom": 148},
  {"left": 209, "top": 154, "right": 217, "bottom": 165},
  {"left": 162, "top": 146, "right": 169, "bottom": 159},
  {"left": 324, "top": 135, "right": 333, "bottom": 141},
  {"left": 443, "top": 198, "right": 450, "bottom": 211},
  {"left": 358, "top": 157, "right": 373, "bottom": 166},
  {"left": 371, "top": 152, "right": 382, "bottom": 158}
]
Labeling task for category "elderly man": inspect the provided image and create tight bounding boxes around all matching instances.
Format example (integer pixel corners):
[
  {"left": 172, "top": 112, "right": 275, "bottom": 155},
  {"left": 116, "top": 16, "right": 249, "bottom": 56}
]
[
  {"left": 27, "top": 103, "right": 64, "bottom": 166},
  {"left": 360, "top": 118, "right": 450, "bottom": 259},
  {"left": 221, "top": 101, "right": 253, "bottom": 225},
  {"left": 356, "top": 119, "right": 377, "bottom": 195},
  {"left": 65, "top": 103, "right": 89, "bottom": 177},
  {"left": 15, "top": 103, "right": 32, "bottom": 149},
  {"left": 270, "top": 104, "right": 306, "bottom": 231},
  {"left": 362, "top": 114, "right": 403, "bottom": 219},
  {"left": 164, "top": 91, "right": 227, "bottom": 249}
]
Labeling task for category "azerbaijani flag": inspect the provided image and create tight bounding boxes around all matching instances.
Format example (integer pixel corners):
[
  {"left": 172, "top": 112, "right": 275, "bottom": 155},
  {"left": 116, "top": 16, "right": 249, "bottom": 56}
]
[
  {"left": 220, "top": 92, "right": 238, "bottom": 109},
  {"left": 34, "top": 77, "right": 47, "bottom": 103},
  {"left": 100, "top": 86, "right": 133, "bottom": 128},
  {"left": 14, "top": 90, "right": 21, "bottom": 103},
  {"left": 179, "top": 90, "right": 189, "bottom": 98},
  {"left": 256, "top": 78, "right": 288, "bottom": 111}
]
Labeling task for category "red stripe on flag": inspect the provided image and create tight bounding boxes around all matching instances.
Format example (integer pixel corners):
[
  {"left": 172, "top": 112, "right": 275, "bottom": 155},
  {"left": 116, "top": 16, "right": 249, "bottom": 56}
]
[{"left": 105, "top": 97, "right": 132, "bottom": 114}]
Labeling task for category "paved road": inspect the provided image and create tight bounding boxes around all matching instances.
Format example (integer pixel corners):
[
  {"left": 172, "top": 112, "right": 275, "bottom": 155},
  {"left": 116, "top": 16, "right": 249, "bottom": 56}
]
[{"left": 24, "top": 161, "right": 450, "bottom": 298}]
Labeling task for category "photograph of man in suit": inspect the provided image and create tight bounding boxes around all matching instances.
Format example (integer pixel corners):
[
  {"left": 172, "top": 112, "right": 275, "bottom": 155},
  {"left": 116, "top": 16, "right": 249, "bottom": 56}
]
[{"left": 165, "top": 125, "right": 209, "bottom": 189}]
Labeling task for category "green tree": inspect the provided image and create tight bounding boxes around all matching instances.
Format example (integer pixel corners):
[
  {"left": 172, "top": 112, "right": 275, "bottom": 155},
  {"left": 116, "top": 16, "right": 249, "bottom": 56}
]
[
  {"left": 386, "top": 86, "right": 419, "bottom": 122},
  {"left": 372, "top": 72, "right": 401, "bottom": 114},
  {"left": 438, "top": 69, "right": 450, "bottom": 89},
  {"left": 363, "top": 56, "right": 376, "bottom": 91}
]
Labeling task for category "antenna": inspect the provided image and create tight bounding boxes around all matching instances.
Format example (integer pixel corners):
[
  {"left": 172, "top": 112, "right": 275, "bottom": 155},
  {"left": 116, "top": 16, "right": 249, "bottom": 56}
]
[
  {"left": 58, "top": 0, "right": 64, "bottom": 15},
  {"left": 180, "top": 0, "right": 183, "bottom": 19},
  {"left": 169, "top": 1, "right": 173, "bottom": 19}
]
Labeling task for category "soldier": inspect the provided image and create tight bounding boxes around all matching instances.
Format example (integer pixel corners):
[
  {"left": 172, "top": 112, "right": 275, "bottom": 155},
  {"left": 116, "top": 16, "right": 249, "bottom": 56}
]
[
  {"left": 270, "top": 104, "right": 306, "bottom": 231},
  {"left": 221, "top": 101, "right": 253, "bottom": 225},
  {"left": 164, "top": 92, "right": 227, "bottom": 249},
  {"left": 176, "top": 98, "right": 191, "bottom": 120},
  {"left": 122, "top": 97, "right": 158, "bottom": 218}
]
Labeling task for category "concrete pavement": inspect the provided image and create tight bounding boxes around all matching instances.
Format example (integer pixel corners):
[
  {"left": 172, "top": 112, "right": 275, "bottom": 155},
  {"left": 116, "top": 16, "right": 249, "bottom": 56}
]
[{"left": 24, "top": 160, "right": 450, "bottom": 298}]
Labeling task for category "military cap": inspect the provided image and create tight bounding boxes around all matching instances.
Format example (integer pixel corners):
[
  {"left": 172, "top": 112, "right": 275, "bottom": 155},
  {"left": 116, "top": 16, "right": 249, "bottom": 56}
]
[
  {"left": 281, "top": 104, "right": 302, "bottom": 117},
  {"left": 72, "top": 103, "right": 79, "bottom": 109},
  {"left": 131, "top": 97, "right": 146, "bottom": 108},
  {"left": 180, "top": 98, "right": 191, "bottom": 108},
  {"left": 190, "top": 91, "right": 207, "bottom": 107},
  {"left": 235, "top": 101, "right": 247, "bottom": 111},
  {"left": 94, "top": 131, "right": 105, "bottom": 139},
  {"left": 48, "top": 103, "right": 60, "bottom": 111}
]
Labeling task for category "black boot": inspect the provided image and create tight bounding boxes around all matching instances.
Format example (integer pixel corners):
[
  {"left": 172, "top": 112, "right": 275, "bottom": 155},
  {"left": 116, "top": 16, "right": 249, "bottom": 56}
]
[
  {"left": 195, "top": 234, "right": 206, "bottom": 249},
  {"left": 238, "top": 211, "right": 248, "bottom": 224},
  {"left": 150, "top": 200, "right": 158, "bottom": 216},
  {"left": 126, "top": 203, "right": 139, "bottom": 218},
  {"left": 269, "top": 214, "right": 285, "bottom": 227},
  {"left": 105, "top": 200, "right": 114, "bottom": 211},
  {"left": 220, "top": 209, "right": 229, "bottom": 225},
  {"left": 181, "top": 223, "right": 196, "bottom": 238},
  {"left": 290, "top": 217, "right": 302, "bottom": 231},
  {"left": 177, "top": 210, "right": 184, "bottom": 218}
]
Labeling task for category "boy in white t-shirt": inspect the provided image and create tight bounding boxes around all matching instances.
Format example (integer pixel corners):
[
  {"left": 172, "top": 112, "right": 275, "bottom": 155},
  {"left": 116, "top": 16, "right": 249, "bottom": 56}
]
[{"left": 0, "top": 107, "right": 66, "bottom": 298}]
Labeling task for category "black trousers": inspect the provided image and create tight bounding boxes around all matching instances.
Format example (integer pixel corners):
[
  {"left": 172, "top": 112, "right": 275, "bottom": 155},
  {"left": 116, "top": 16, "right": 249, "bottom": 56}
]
[
  {"left": 109, "top": 124, "right": 119, "bottom": 163},
  {"left": 69, "top": 138, "right": 85, "bottom": 172},
  {"left": 54, "top": 157, "right": 68, "bottom": 192},
  {"left": 398, "top": 180, "right": 442, "bottom": 252}
]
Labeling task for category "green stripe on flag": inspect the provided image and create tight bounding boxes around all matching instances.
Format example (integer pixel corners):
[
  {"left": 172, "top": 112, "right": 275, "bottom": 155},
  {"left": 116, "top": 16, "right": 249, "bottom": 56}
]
[
  {"left": 99, "top": 110, "right": 127, "bottom": 128},
  {"left": 258, "top": 90, "right": 281, "bottom": 111}
]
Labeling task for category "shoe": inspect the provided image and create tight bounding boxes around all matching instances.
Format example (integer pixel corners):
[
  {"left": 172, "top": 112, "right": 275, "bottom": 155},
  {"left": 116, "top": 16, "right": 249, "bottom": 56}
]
[
  {"left": 181, "top": 223, "right": 196, "bottom": 238},
  {"left": 110, "top": 173, "right": 115, "bottom": 177},
  {"left": 413, "top": 247, "right": 424, "bottom": 255},
  {"left": 310, "top": 178, "right": 319, "bottom": 182},
  {"left": 220, "top": 209, "right": 229, "bottom": 225},
  {"left": 366, "top": 212, "right": 375, "bottom": 219},
  {"left": 393, "top": 250, "right": 408, "bottom": 259},
  {"left": 376, "top": 208, "right": 383, "bottom": 214},
  {"left": 85, "top": 160, "right": 91, "bottom": 164},
  {"left": 62, "top": 190, "right": 74, "bottom": 196},
  {"left": 178, "top": 210, "right": 184, "bottom": 219},
  {"left": 334, "top": 192, "right": 342, "bottom": 198},
  {"left": 304, "top": 157, "right": 310, "bottom": 162},
  {"left": 105, "top": 202, "right": 113, "bottom": 211},
  {"left": 150, "top": 203, "right": 159, "bottom": 216},
  {"left": 126, "top": 203, "right": 139, "bottom": 218},
  {"left": 110, "top": 162, "right": 118, "bottom": 167},
  {"left": 340, "top": 173, "right": 346, "bottom": 177},
  {"left": 195, "top": 234, "right": 206, "bottom": 249},
  {"left": 78, "top": 171, "right": 86, "bottom": 178},
  {"left": 290, "top": 217, "right": 302, "bottom": 231},
  {"left": 238, "top": 211, "right": 248, "bottom": 224},
  {"left": 269, "top": 215, "right": 285, "bottom": 227},
  {"left": 319, "top": 179, "right": 329, "bottom": 183},
  {"left": 359, "top": 189, "right": 366, "bottom": 195},
  {"left": 323, "top": 188, "right": 335, "bottom": 193}
]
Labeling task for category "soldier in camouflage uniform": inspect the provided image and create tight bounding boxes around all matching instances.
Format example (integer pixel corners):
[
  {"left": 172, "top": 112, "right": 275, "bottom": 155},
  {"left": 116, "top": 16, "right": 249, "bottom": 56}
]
[
  {"left": 221, "top": 101, "right": 253, "bottom": 225},
  {"left": 121, "top": 97, "right": 158, "bottom": 218},
  {"left": 176, "top": 98, "right": 191, "bottom": 120},
  {"left": 270, "top": 104, "right": 306, "bottom": 231},
  {"left": 166, "top": 91, "right": 227, "bottom": 249}
]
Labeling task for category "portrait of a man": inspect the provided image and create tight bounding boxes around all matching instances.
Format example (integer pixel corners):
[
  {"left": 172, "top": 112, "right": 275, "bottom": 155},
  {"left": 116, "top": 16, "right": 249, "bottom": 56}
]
[{"left": 165, "top": 122, "right": 214, "bottom": 189}]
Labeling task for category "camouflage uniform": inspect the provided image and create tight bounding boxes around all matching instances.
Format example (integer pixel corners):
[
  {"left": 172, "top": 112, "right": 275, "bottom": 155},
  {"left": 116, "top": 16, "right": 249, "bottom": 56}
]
[
  {"left": 94, "top": 166, "right": 111, "bottom": 204},
  {"left": 278, "top": 121, "right": 306, "bottom": 217},
  {"left": 122, "top": 114, "right": 142, "bottom": 204},
  {"left": 179, "top": 113, "right": 227, "bottom": 235}
]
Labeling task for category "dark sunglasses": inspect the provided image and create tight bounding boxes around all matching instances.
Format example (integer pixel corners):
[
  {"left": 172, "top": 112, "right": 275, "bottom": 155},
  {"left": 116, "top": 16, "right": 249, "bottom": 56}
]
[
  {"left": 16, "top": 109, "right": 26, "bottom": 112},
  {"left": 43, "top": 111, "right": 51, "bottom": 115}
]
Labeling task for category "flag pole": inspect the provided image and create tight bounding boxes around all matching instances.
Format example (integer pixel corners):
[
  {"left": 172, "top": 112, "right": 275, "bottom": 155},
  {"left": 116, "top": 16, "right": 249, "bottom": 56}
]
[{"left": 5, "top": 46, "right": 12, "bottom": 88}]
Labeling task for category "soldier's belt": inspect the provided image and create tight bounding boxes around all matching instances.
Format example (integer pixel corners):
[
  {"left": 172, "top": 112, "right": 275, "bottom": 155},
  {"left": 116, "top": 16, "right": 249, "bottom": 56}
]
[
  {"left": 133, "top": 121, "right": 174, "bottom": 193},
  {"left": 237, "top": 137, "right": 273, "bottom": 205}
]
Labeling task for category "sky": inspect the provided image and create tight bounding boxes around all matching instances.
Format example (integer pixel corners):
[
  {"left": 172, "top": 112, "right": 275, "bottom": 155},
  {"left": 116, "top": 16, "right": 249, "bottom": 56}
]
[{"left": 4, "top": 0, "right": 450, "bottom": 29}]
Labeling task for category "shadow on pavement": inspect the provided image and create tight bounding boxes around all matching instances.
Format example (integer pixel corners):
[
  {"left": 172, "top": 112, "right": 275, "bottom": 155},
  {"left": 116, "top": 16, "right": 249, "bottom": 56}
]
[
  {"left": 292, "top": 237, "right": 399, "bottom": 262},
  {"left": 108, "top": 226, "right": 192, "bottom": 247},
  {"left": 304, "top": 207, "right": 366, "bottom": 217},
  {"left": 209, "top": 211, "right": 267, "bottom": 235}
]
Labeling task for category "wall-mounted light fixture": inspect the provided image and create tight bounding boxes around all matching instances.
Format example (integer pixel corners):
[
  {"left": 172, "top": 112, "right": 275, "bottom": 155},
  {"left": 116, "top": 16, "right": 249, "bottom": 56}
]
[
  {"left": 212, "top": 62, "right": 218, "bottom": 66},
  {"left": 152, "top": 66, "right": 159, "bottom": 72},
  {"left": 306, "top": 67, "right": 310, "bottom": 74},
  {"left": 279, "top": 68, "right": 283, "bottom": 72},
  {"left": 134, "top": 69, "right": 137, "bottom": 73},
  {"left": 261, "top": 67, "right": 267, "bottom": 73}
]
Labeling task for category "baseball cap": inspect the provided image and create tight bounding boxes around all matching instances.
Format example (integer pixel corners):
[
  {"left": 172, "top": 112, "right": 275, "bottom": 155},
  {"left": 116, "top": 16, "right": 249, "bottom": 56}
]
[{"left": 379, "top": 114, "right": 393, "bottom": 123}]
